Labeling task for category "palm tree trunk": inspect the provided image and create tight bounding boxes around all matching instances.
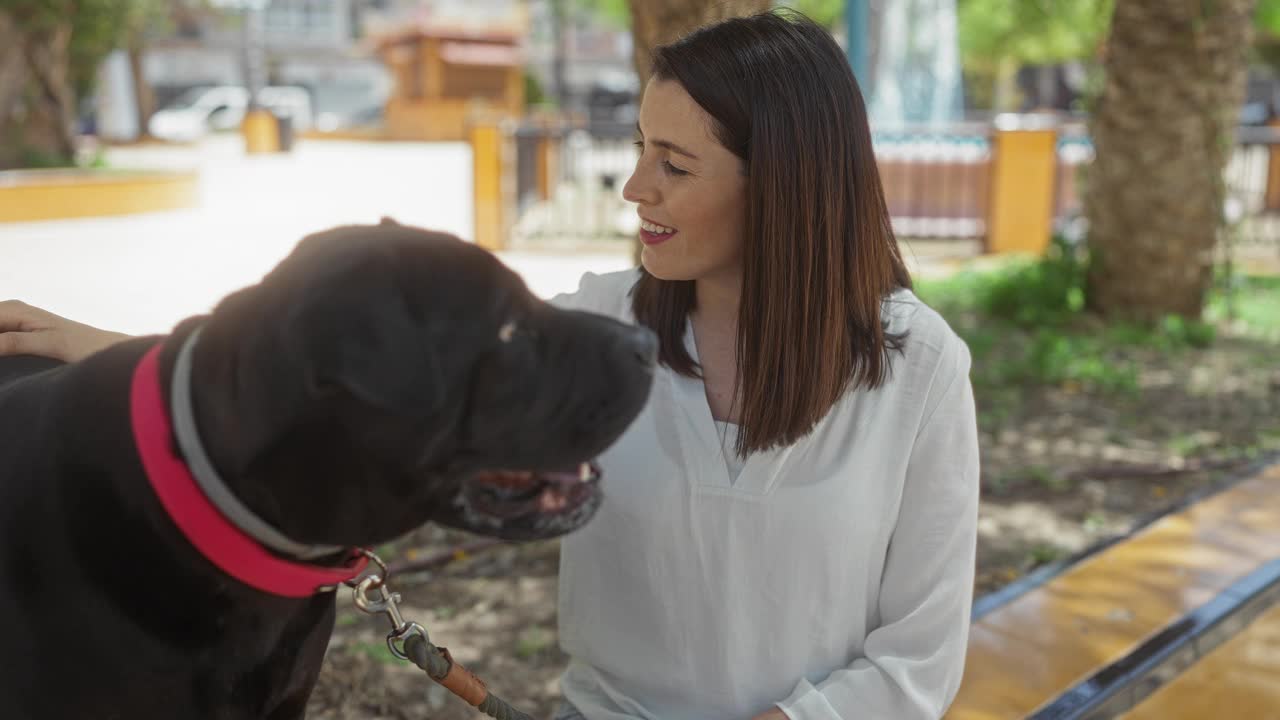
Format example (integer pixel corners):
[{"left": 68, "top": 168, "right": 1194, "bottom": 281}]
[{"left": 1084, "top": 0, "right": 1255, "bottom": 320}]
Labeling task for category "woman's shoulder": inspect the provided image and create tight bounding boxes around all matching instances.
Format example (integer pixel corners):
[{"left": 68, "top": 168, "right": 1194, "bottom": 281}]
[
  {"left": 883, "top": 287, "right": 971, "bottom": 383},
  {"left": 548, "top": 268, "right": 642, "bottom": 320}
]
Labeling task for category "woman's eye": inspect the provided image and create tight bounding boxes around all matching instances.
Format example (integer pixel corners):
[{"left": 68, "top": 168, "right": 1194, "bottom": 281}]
[{"left": 633, "top": 140, "right": 689, "bottom": 177}]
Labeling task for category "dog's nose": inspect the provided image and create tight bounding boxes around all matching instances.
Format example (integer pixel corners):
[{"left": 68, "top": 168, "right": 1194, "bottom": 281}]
[{"left": 620, "top": 326, "right": 658, "bottom": 368}]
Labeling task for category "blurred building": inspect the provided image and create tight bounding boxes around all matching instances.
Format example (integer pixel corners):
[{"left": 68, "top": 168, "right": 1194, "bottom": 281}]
[{"left": 94, "top": 0, "right": 636, "bottom": 141}]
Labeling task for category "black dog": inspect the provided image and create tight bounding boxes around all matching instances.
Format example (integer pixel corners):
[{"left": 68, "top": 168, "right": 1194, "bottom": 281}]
[{"left": 0, "top": 220, "right": 655, "bottom": 719}]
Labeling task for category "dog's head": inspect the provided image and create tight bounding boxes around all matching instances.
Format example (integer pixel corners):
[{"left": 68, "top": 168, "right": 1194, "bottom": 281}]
[{"left": 194, "top": 220, "right": 655, "bottom": 545}]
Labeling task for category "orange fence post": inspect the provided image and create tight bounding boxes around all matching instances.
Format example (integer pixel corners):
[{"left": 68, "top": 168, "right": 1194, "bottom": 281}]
[
  {"left": 986, "top": 115, "right": 1058, "bottom": 255},
  {"left": 241, "top": 109, "right": 279, "bottom": 154},
  {"left": 1264, "top": 119, "right": 1280, "bottom": 211},
  {"left": 471, "top": 120, "right": 509, "bottom": 252},
  {"left": 537, "top": 128, "right": 559, "bottom": 202}
]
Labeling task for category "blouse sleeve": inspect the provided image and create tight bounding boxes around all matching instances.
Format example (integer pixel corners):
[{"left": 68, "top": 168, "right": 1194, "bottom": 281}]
[{"left": 777, "top": 340, "right": 980, "bottom": 720}]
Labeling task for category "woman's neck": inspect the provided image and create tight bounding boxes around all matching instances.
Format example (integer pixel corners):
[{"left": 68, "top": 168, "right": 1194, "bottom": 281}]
[
  {"left": 691, "top": 273, "right": 743, "bottom": 423},
  {"left": 693, "top": 273, "right": 741, "bottom": 331}
]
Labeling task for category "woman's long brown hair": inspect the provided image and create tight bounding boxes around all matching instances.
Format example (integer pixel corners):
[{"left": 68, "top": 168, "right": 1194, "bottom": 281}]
[{"left": 630, "top": 10, "right": 912, "bottom": 456}]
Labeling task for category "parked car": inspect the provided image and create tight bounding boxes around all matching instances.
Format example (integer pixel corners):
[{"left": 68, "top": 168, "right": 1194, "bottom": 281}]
[{"left": 148, "top": 85, "right": 312, "bottom": 142}]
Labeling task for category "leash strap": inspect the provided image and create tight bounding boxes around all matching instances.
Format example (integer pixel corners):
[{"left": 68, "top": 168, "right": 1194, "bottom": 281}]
[{"left": 403, "top": 634, "right": 533, "bottom": 720}]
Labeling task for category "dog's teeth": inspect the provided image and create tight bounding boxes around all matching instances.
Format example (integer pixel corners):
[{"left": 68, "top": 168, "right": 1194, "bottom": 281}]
[{"left": 579, "top": 463, "right": 591, "bottom": 482}]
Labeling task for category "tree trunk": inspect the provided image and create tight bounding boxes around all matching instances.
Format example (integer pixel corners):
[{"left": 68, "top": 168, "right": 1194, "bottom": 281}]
[
  {"left": 23, "top": 21, "right": 77, "bottom": 164},
  {"left": 128, "top": 40, "right": 154, "bottom": 138},
  {"left": 0, "top": 9, "right": 77, "bottom": 169},
  {"left": 626, "top": 0, "right": 772, "bottom": 90},
  {"left": 1084, "top": 0, "right": 1255, "bottom": 320},
  {"left": 0, "top": 12, "right": 25, "bottom": 169},
  {"left": 550, "top": 0, "right": 568, "bottom": 108}
]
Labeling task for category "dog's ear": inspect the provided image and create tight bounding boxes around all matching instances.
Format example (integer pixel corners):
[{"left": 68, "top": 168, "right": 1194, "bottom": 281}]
[{"left": 283, "top": 267, "right": 443, "bottom": 417}]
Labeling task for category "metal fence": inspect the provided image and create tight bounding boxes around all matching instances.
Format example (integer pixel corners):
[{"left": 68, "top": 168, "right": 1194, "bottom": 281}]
[
  {"left": 873, "top": 124, "right": 991, "bottom": 241},
  {"left": 1223, "top": 125, "right": 1280, "bottom": 264},
  {"left": 505, "top": 118, "right": 1280, "bottom": 266},
  {"left": 510, "top": 120, "right": 637, "bottom": 247}
]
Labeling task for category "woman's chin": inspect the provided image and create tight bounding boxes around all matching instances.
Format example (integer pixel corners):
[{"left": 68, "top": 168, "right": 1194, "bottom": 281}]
[{"left": 640, "top": 248, "right": 695, "bottom": 281}]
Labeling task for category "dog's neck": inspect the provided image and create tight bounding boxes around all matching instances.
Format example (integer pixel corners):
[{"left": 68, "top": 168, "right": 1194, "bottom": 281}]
[
  {"left": 168, "top": 327, "right": 344, "bottom": 560},
  {"left": 156, "top": 318, "right": 424, "bottom": 551},
  {"left": 156, "top": 320, "right": 342, "bottom": 552}
]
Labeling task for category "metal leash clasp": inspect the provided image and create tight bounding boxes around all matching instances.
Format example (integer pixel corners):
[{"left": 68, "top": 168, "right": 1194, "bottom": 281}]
[{"left": 348, "top": 549, "right": 430, "bottom": 661}]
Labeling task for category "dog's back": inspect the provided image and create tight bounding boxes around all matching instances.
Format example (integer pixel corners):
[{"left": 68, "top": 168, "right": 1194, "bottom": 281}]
[
  {"left": 0, "top": 354, "right": 64, "bottom": 388},
  {"left": 0, "top": 342, "right": 334, "bottom": 720}
]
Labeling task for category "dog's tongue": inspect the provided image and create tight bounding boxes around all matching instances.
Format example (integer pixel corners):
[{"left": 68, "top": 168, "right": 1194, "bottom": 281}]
[{"left": 538, "top": 486, "right": 571, "bottom": 513}]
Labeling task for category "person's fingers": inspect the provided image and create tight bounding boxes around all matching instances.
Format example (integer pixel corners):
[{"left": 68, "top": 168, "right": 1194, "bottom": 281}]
[
  {"left": 0, "top": 329, "right": 63, "bottom": 359},
  {"left": 0, "top": 300, "right": 43, "bottom": 333},
  {"left": 0, "top": 299, "right": 67, "bottom": 333}
]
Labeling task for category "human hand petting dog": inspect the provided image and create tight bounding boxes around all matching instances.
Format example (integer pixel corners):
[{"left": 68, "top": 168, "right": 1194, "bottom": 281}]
[{"left": 0, "top": 300, "right": 131, "bottom": 362}]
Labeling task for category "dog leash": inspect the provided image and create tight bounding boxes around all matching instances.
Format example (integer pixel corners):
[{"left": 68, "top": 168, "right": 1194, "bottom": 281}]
[{"left": 346, "top": 549, "right": 534, "bottom": 720}]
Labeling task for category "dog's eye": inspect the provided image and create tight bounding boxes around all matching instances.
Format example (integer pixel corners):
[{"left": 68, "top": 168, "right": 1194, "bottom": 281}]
[{"left": 499, "top": 320, "right": 540, "bottom": 345}]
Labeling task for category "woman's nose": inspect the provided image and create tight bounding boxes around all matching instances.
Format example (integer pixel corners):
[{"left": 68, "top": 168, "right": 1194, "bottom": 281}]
[{"left": 622, "top": 164, "right": 657, "bottom": 205}]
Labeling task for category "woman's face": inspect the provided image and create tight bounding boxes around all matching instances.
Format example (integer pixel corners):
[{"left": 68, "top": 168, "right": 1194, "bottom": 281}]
[{"left": 623, "top": 79, "right": 748, "bottom": 285}]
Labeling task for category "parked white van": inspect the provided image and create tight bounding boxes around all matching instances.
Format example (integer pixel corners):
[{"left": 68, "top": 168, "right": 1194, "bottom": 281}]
[{"left": 148, "top": 85, "right": 312, "bottom": 142}]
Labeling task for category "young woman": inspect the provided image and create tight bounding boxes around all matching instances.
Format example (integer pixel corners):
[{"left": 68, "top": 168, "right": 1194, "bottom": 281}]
[
  {"left": 0, "top": 12, "right": 978, "bottom": 720},
  {"left": 547, "top": 12, "right": 978, "bottom": 720}
]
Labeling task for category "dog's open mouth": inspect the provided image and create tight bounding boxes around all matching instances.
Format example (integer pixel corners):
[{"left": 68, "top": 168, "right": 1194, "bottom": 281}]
[{"left": 465, "top": 462, "right": 601, "bottom": 520}]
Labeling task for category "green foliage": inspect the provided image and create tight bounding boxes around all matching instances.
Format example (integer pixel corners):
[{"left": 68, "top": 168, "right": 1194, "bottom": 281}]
[
  {"left": 957, "top": 0, "right": 1114, "bottom": 71},
  {"left": 918, "top": 236, "right": 1235, "bottom": 397},
  {"left": 960, "top": 0, "right": 1280, "bottom": 79},
  {"left": 1027, "top": 543, "right": 1065, "bottom": 567},
  {"left": 978, "top": 237, "right": 1088, "bottom": 328},
  {"left": 514, "top": 626, "right": 555, "bottom": 660},
  {"left": 17, "top": 144, "right": 77, "bottom": 169},
  {"left": 4, "top": 0, "right": 168, "bottom": 102},
  {"left": 1257, "top": 0, "right": 1280, "bottom": 32},
  {"left": 776, "top": 0, "right": 843, "bottom": 28},
  {"left": 573, "top": 0, "right": 842, "bottom": 31},
  {"left": 524, "top": 70, "right": 550, "bottom": 108},
  {"left": 1205, "top": 273, "right": 1280, "bottom": 341},
  {"left": 571, "top": 0, "right": 629, "bottom": 28},
  {"left": 348, "top": 640, "right": 399, "bottom": 665}
]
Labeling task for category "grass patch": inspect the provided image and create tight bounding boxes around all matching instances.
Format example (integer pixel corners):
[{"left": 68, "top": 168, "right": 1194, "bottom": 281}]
[
  {"left": 515, "top": 626, "right": 555, "bottom": 660},
  {"left": 1204, "top": 274, "right": 1280, "bottom": 340},
  {"left": 348, "top": 640, "right": 399, "bottom": 665},
  {"left": 917, "top": 237, "right": 1274, "bottom": 396}
]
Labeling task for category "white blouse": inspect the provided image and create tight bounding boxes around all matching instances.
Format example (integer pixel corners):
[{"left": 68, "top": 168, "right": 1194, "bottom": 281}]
[{"left": 551, "top": 270, "right": 979, "bottom": 720}]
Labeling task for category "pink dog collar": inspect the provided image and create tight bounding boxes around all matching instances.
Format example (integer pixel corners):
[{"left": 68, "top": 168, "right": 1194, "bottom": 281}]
[{"left": 130, "top": 342, "right": 368, "bottom": 597}]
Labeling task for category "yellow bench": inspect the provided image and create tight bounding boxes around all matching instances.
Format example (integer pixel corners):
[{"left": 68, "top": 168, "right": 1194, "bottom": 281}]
[{"left": 948, "top": 460, "right": 1280, "bottom": 719}]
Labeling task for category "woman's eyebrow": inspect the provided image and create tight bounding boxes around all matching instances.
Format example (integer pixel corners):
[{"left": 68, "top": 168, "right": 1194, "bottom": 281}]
[{"left": 635, "top": 123, "right": 700, "bottom": 160}]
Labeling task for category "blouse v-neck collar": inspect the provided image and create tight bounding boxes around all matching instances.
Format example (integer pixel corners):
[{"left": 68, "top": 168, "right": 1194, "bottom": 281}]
[{"left": 667, "top": 320, "right": 799, "bottom": 495}]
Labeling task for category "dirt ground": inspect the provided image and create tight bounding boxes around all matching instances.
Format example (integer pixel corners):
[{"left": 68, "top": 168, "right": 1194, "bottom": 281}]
[{"left": 308, "top": 335, "right": 1280, "bottom": 720}]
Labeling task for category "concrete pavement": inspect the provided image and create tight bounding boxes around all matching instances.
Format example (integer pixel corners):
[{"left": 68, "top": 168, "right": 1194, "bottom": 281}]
[{"left": 0, "top": 136, "right": 631, "bottom": 336}]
